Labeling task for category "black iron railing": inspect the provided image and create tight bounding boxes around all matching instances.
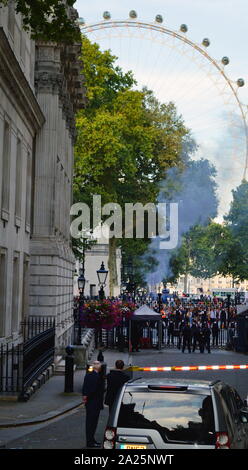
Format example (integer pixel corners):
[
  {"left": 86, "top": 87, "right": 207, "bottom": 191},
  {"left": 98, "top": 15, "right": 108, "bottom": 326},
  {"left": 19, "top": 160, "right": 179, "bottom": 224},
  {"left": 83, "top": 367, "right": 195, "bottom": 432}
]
[
  {"left": 0, "top": 342, "right": 22, "bottom": 393},
  {"left": 21, "top": 316, "right": 55, "bottom": 342},
  {"left": 96, "top": 324, "right": 236, "bottom": 351},
  {"left": 22, "top": 326, "right": 55, "bottom": 396},
  {"left": 0, "top": 317, "right": 55, "bottom": 398}
]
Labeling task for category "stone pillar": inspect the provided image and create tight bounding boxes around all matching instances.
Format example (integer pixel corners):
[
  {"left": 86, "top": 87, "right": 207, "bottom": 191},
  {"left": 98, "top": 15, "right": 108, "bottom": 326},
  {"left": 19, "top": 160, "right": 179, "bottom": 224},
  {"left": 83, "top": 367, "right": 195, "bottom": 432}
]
[{"left": 29, "top": 42, "right": 76, "bottom": 350}]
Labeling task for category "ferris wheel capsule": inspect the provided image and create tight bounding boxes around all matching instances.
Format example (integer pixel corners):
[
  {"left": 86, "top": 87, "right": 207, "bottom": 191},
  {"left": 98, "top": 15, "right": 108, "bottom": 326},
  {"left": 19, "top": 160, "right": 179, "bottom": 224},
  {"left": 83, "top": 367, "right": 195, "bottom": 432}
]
[
  {"left": 222, "top": 56, "right": 230, "bottom": 66},
  {"left": 129, "top": 10, "right": 137, "bottom": 19},
  {"left": 103, "top": 11, "right": 111, "bottom": 20},
  {"left": 77, "top": 17, "right": 85, "bottom": 26},
  {"left": 180, "top": 24, "right": 188, "bottom": 33},
  {"left": 202, "top": 38, "right": 210, "bottom": 47},
  {"left": 237, "top": 78, "right": 245, "bottom": 87},
  {"left": 155, "top": 14, "right": 163, "bottom": 23}
]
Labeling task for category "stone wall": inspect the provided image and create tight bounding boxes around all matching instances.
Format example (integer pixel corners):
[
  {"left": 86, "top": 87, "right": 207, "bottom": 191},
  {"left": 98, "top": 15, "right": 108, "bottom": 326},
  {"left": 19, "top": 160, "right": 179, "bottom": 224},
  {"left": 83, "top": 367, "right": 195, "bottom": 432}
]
[{"left": 0, "top": 4, "right": 44, "bottom": 344}]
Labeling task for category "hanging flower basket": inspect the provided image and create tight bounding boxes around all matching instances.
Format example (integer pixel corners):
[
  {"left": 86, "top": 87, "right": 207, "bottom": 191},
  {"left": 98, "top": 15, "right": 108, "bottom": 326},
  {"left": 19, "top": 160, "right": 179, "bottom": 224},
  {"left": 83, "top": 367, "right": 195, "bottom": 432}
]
[
  {"left": 80, "top": 299, "right": 121, "bottom": 330},
  {"left": 114, "top": 300, "right": 136, "bottom": 320},
  {"left": 79, "top": 300, "right": 136, "bottom": 330}
]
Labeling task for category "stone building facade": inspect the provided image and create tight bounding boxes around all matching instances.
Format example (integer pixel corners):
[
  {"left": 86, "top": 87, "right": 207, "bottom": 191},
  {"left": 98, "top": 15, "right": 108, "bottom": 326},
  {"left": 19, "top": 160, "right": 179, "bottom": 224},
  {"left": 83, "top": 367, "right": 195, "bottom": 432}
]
[{"left": 0, "top": 2, "right": 85, "bottom": 350}]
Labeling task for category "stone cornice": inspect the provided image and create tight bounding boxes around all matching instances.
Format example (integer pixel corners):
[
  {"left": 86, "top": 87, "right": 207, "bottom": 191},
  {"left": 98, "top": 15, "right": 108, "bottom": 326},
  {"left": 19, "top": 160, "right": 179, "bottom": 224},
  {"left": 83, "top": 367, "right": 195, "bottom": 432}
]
[
  {"left": 0, "top": 28, "right": 45, "bottom": 134},
  {"left": 35, "top": 40, "right": 86, "bottom": 142}
]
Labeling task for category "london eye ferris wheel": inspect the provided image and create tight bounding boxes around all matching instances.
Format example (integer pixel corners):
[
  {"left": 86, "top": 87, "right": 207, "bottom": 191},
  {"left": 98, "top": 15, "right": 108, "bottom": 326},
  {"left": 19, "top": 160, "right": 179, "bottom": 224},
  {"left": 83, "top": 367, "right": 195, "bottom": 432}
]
[{"left": 77, "top": 10, "right": 248, "bottom": 219}]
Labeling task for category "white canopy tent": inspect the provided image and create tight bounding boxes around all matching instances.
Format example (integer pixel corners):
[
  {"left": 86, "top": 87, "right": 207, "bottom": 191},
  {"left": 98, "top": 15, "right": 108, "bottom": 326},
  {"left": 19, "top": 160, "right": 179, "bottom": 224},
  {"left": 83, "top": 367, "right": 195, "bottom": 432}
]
[{"left": 129, "top": 305, "right": 162, "bottom": 351}]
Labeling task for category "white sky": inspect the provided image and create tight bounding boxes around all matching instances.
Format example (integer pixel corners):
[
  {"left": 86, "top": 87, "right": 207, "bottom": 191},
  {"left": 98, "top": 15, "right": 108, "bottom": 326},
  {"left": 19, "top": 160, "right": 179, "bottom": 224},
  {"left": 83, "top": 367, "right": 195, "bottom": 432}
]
[{"left": 74, "top": 0, "right": 248, "bottom": 219}]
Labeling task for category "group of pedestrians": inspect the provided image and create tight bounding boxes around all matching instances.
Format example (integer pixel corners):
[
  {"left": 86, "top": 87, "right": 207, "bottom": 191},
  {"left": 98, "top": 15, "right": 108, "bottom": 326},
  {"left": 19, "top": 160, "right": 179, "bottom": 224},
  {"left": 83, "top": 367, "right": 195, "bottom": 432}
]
[
  {"left": 143, "top": 300, "right": 237, "bottom": 352},
  {"left": 178, "top": 321, "right": 211, "bottom": 353},
  {"left": 82, "top": 359, "right": 129, "bottom": 448}
]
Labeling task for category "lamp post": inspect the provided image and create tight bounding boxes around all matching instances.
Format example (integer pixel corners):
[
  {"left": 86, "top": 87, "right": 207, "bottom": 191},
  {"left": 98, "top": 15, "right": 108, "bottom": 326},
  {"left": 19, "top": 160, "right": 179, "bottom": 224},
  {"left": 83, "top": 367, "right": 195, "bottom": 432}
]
[
  {"left": 126, "top": 257, "right": 136, "bottom": 303},
  {"left": 157, "top": 292, "right": 162, "bottom": 313},
  {"left": 97, "top": 261, "right": 108, "bottom": 300},
  {"left": 76, "top": 267, "right": 86, "bottom": 345},
  {"left": 226, "top": 293, "right": 231, "bottom": 324}
]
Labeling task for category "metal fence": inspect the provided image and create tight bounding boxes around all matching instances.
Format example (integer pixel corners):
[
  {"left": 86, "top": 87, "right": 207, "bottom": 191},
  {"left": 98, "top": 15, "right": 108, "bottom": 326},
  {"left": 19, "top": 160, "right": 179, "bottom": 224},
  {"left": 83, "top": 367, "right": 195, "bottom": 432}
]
[
  {"left": 22, "top": 327, "right": 55, "bottom": 397},
  {"left": 0, "top": 317, "right": 55, "bottom": 399},
  {"left": 0, "top": 342, "right": 22, "bottom": 394},
  {"left": 95, "top": 323, "right": 236, "bottom": 351},
  {"left": 21, "top": 316, "right": 55, "bottom": 342}
]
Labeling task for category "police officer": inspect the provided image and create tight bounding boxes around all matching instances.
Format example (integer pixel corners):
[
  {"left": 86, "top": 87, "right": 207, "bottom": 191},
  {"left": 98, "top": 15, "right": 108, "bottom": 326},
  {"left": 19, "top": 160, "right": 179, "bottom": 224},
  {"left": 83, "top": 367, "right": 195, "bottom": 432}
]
[
  {"left": 82, "top": 361, "right": 105, "bottom": 448},
  {"left": 198, "top": 325, "right": 206, "bottom": 353},
  {"left": 203, "top": 323, "right": 211, "bottom": 353},
  {"left": 182, "top": 322, "right": 192, "bottom": 353},
  {"left": 211, "top": 321, "right": 219, "bottom": 347},
  {"left": 191, "top": 322, "right": 200, "bottom": 352},
  {"left": 177, "top": 320, "right": 184, "bottom": 350},
  {"left": 167, "top": 320, "right": 174, "bottom": 346}
]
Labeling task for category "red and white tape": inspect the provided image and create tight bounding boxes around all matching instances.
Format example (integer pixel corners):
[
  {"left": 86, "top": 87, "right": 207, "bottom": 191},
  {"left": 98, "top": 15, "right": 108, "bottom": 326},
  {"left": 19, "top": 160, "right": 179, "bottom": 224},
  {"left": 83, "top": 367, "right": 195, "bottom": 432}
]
[{"left": 128, "top": 364, "right": 248, "bottom": 372}]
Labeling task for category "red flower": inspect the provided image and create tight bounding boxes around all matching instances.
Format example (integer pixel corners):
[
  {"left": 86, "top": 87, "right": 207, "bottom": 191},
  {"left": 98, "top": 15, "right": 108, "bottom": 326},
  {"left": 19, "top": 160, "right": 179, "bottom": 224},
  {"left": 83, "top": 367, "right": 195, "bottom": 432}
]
[{"left": 79, "top": 300, "right": 136, "bottom": 330}]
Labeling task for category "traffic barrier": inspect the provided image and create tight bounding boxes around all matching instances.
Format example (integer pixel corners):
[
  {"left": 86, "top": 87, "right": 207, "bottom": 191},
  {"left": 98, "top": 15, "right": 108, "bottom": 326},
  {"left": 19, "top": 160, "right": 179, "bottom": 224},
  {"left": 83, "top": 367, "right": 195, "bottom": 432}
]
[{"left": 125, "top": 364, "right": 248, "bottom": 372}]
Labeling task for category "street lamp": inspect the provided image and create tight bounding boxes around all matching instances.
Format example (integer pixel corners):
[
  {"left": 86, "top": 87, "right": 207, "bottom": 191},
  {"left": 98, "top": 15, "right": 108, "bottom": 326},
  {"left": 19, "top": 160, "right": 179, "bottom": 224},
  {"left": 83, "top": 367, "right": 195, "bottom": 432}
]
[
  {"left": 97, "top": 261, "right": 108, "bottom": 300},
  {"left": 78, "top": 268, "right": 86, "bottom": 295},
  {"left": 226, "top": 294, "right": 231, "bottom": 323}
]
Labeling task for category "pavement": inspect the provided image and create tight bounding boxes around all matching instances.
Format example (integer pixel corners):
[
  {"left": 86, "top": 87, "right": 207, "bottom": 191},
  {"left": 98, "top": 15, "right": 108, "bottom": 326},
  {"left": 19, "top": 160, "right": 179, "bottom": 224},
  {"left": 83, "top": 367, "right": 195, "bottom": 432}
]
[{"left": 0, "top": 349, "right": 130, "bottom": 428}]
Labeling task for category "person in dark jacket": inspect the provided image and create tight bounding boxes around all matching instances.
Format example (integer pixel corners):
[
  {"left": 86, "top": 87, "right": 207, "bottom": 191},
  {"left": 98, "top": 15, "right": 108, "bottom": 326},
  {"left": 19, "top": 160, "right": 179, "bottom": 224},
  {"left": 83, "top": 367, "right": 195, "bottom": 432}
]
[
  {"left": 131, "top": 321, "right": 141, "bottom": 352},
  {"left": 203, "top": 323, "right": 211, "bottom": 353},
  {"left": 82, "top": 361, "right": 105, "bottom": 448},
  {"left": 211, "top": 321, "right": 219, "bottom": 347},
  {"left": 167, "top": 321, "right": 174, "bottom": 346},
  {"left": 198, "top": 325, "right": 206, "bottom": 353},
  {"left": 104, "top": 360, "right": 129, "bottom": 412},
  {"left": 191, "top": 322, "right": 200, "bottom": 352},
  {"left": 182, "top": 322, "right": 191, "bottom": 353}
]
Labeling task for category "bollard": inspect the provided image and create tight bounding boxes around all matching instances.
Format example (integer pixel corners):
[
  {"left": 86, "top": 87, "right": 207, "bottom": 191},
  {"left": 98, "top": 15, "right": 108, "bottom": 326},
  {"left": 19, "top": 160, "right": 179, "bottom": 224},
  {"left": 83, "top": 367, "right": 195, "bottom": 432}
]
[{"left": 64, "top": 345, "right": 74, "bottom": 393}]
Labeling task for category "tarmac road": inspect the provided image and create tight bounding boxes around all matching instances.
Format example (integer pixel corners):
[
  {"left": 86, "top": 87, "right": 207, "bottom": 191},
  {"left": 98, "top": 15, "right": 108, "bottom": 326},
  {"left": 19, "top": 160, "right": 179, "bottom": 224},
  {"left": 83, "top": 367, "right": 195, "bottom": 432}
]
[{"left": 1, "top": 348, "right": 247, "bottom": 449}]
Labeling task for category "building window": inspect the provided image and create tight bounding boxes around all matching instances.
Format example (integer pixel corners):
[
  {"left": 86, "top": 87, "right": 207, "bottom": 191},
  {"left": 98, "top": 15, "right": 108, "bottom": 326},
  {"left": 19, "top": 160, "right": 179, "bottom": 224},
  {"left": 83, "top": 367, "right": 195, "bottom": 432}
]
[
  {"left": 22, "top": 255, "right": 30, "bottom": 321},
  {"left": 1, "top": 121, "right": 11, "bottom": 219},
  {"left": 90, "top": 284, "right": 97, "bottom": 298},
  {"left": 15, "top": 138, "right": 22, "bottom": 221},
  {"left": 11, "top": 252, "right": 20, "bottom": 333},
  {"left": 25, "top": 151, "right": 31, "bottom": 230},
  {"left": 0, "top": 249, "right": 7, "bottom": 337}
]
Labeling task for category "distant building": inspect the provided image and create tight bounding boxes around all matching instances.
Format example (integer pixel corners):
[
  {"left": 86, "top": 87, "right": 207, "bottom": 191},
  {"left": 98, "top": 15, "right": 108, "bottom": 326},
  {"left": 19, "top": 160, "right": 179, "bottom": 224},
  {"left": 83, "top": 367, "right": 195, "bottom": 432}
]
[
  {"left": 74, "top": 227, "right": 122, "bottom": 299},
  {"left": 174, "top": 274, "right": 248, "bottom": 296}
]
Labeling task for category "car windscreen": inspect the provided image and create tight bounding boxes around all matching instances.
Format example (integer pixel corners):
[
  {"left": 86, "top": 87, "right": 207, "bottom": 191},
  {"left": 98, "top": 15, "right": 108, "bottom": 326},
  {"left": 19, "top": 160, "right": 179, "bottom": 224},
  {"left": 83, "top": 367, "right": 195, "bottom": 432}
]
[{"left": 117, "top": 391, "right": 215, "bottom": 445}]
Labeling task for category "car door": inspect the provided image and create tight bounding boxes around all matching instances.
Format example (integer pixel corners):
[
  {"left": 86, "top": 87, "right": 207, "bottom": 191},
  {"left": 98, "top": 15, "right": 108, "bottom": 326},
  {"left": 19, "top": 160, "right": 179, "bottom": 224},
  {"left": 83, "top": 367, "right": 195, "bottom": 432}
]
[
  {"left": 220, "top": 387, "right": 245, "bottom": 449},
  {"left": 230, "top": 388, "right": 248, "bottom": 448}
]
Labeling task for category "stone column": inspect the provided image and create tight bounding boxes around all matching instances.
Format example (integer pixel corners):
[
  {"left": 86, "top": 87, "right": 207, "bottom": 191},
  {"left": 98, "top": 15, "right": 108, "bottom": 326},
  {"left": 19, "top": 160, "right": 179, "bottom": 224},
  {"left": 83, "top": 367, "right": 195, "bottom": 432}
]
[{"left": 30, "top": 42, "right": 75, "bottom": 351}]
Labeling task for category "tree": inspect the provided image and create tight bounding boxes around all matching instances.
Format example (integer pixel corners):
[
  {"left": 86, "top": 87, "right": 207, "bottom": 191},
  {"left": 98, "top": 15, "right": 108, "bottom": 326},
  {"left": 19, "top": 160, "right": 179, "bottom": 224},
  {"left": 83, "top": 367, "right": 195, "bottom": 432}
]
[
  {"left": 74, "top": 36, "right": 193, "bottom": 294},
  {"left": 222, "top": 180, "right": 248, "bottom": 282},
  {"left": 187, "top": 223, "right": 233, "bottom": 279},
  {"left": 1, "top": 0, "right": 81, "bottom": 42}
]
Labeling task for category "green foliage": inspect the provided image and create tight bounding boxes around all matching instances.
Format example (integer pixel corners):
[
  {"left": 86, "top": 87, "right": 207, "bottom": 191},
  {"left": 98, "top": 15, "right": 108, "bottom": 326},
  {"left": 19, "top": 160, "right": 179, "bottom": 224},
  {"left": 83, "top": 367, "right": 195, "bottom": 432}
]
[
  {"left": 222, "top": 180, "right": 248, "bottom": 281},
  {"left": 1, "top": 0, "right": 81, "bottom": 42},
  {"left": 74, "top": 36, "right": 192, "bottom": 212},
  {"left": 74, "top": 36, "right": 195, "bottom": 287}
]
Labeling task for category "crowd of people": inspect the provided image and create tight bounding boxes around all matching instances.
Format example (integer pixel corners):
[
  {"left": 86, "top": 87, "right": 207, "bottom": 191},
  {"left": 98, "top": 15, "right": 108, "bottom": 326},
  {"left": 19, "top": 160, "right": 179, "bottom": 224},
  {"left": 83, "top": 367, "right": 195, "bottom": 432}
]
[{"left": 130, "top": 298, "right": 238, "bottom": 353}]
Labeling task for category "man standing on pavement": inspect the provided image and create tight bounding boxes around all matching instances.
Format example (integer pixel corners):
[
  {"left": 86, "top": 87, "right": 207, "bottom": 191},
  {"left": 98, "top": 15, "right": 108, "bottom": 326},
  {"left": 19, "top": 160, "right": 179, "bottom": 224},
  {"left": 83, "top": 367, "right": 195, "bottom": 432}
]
[
  {"left": 104, "top": 360, "right": 129, "bottom": 412},
  {"left": 82, "top": 361, "right": 105, "bottom": 448}
]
